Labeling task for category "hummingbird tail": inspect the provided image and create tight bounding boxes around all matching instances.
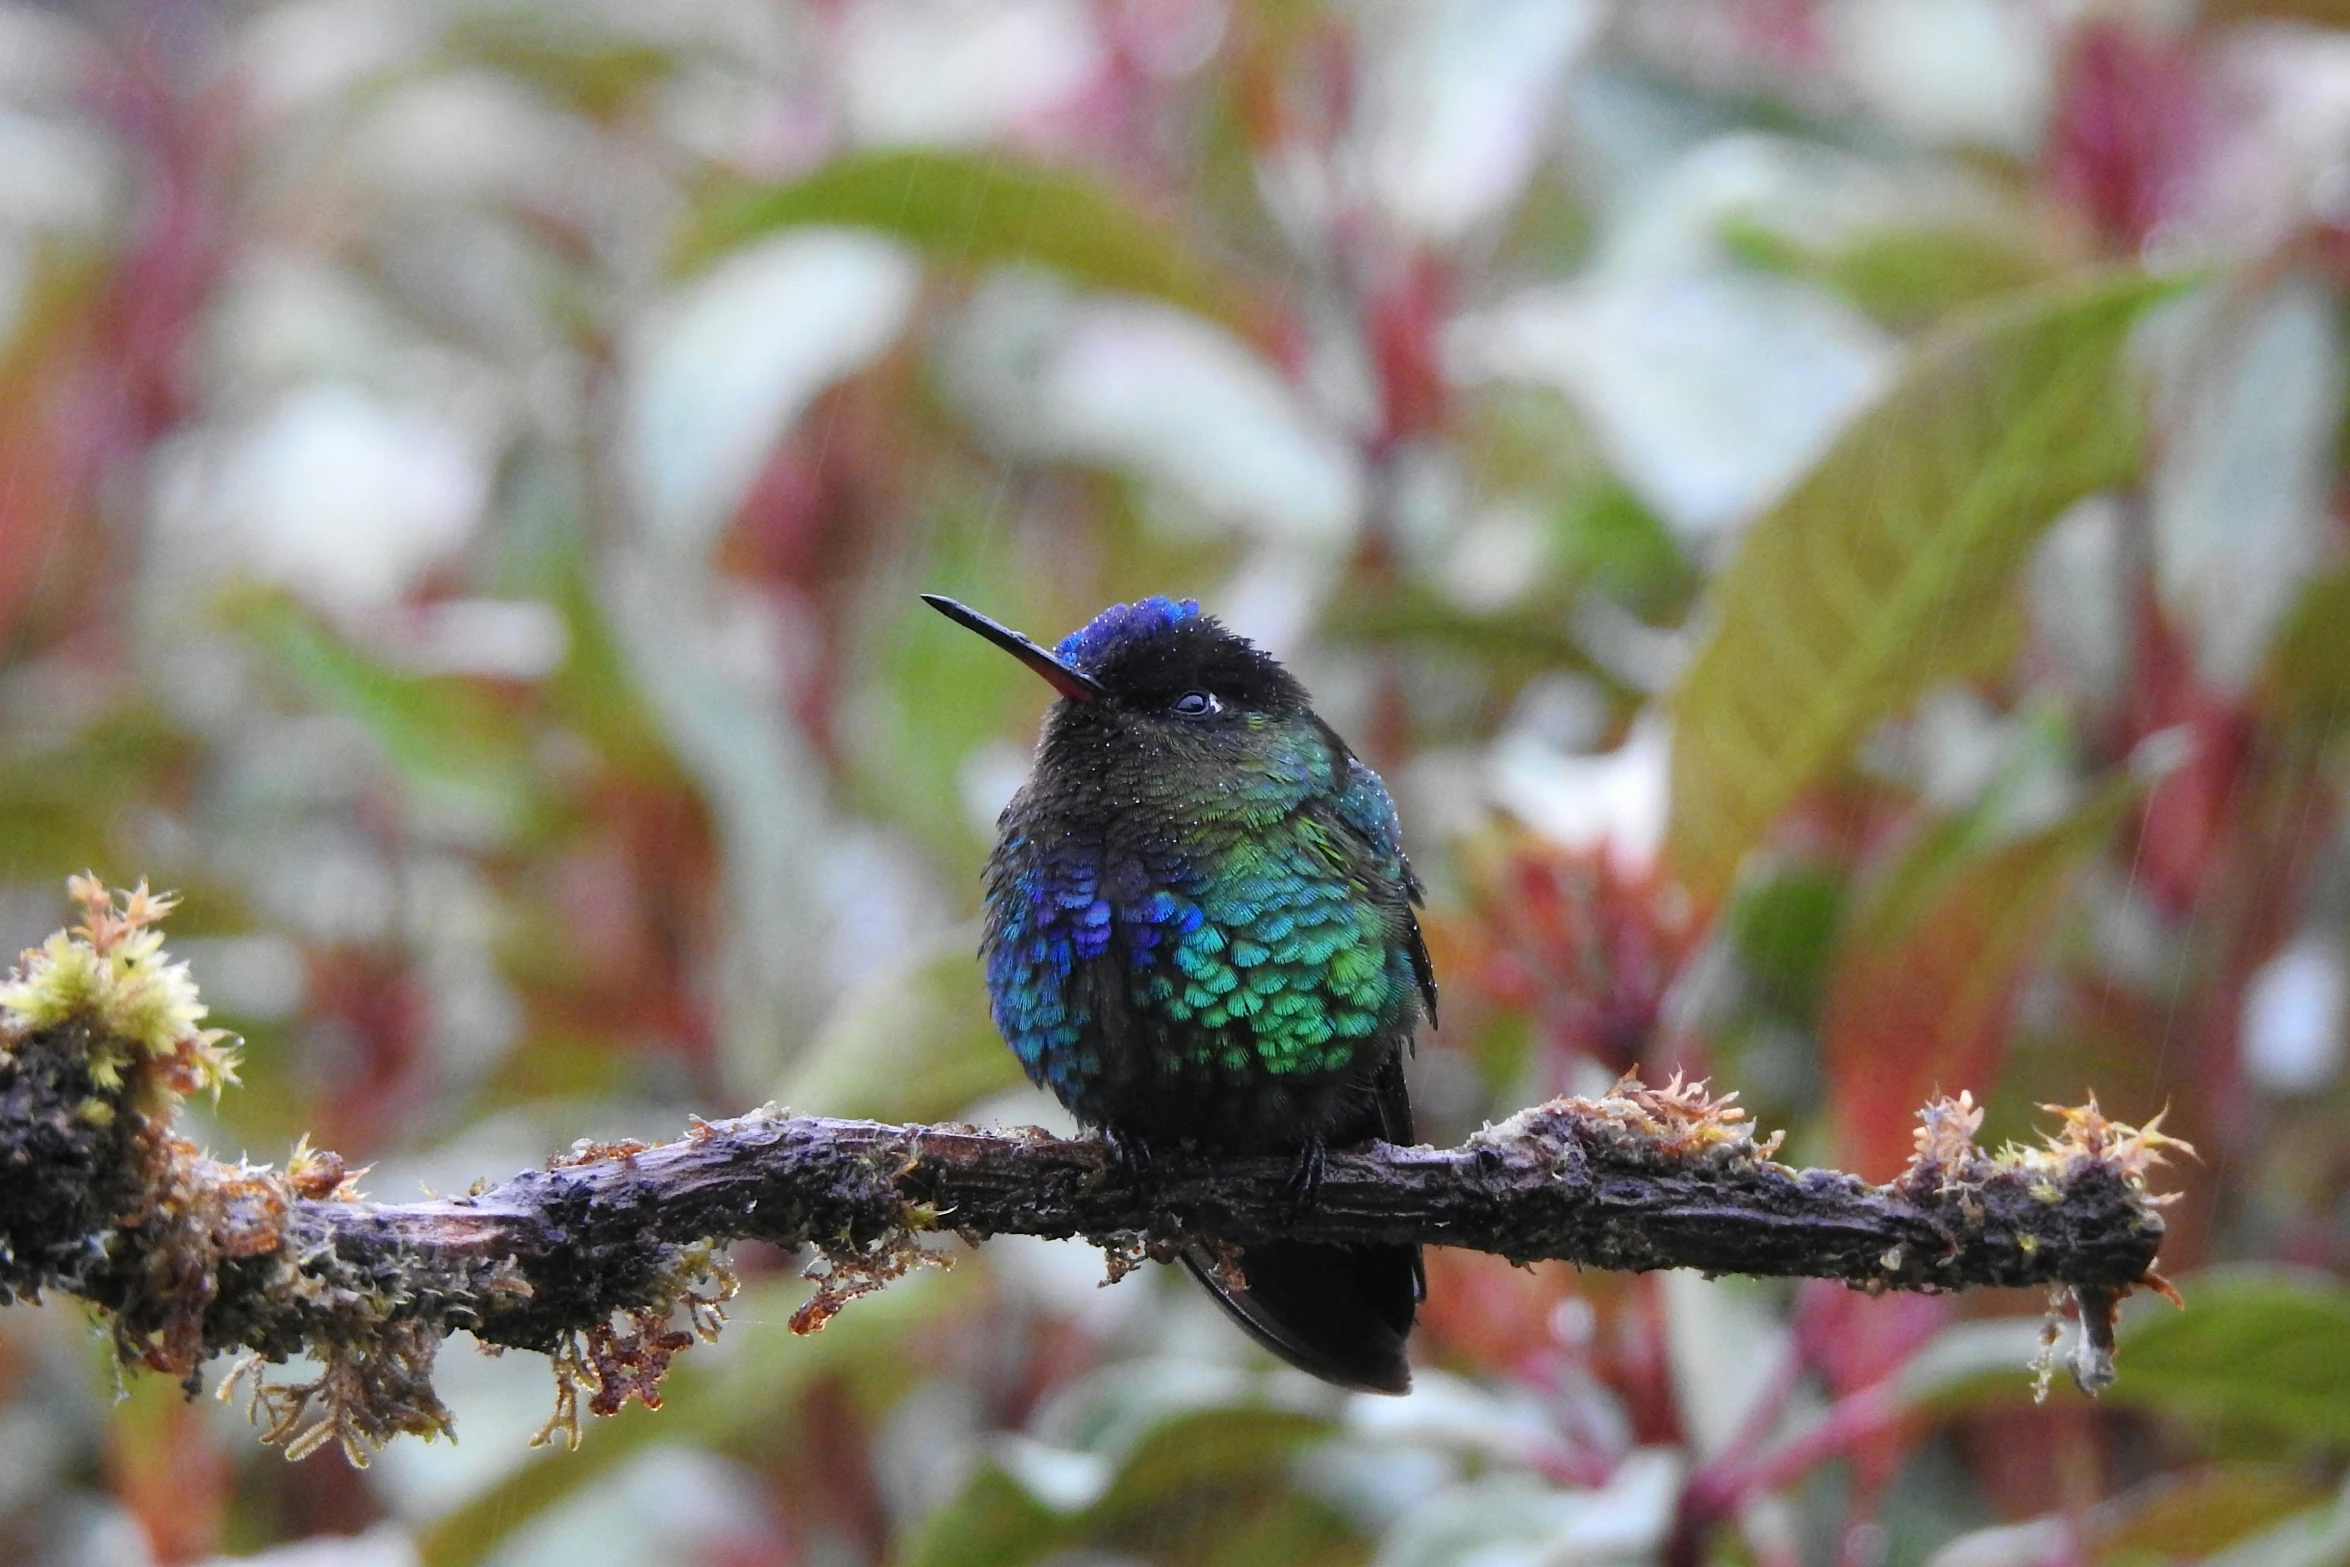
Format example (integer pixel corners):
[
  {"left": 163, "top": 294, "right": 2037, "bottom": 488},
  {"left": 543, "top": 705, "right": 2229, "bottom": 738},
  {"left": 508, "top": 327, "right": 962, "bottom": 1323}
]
[{"left": 1181, "top": 1238, "right": 1420, "bottom": 1395}]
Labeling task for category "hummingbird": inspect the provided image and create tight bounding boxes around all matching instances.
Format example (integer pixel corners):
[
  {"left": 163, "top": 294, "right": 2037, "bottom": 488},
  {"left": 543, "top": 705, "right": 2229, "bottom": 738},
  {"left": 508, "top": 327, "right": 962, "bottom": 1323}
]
[{"left": 924, "top": 592, "right": 1435, "bottom": 1394}]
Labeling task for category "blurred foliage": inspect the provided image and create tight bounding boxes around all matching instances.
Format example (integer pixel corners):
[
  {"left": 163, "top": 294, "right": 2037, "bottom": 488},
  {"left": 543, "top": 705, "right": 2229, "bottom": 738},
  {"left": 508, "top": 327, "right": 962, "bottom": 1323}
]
[
  {"left": 0, "top": 3, "right": 2347, "bottom": 1567},
  {"left": 2267, "top": 565, "right": 2350, "bottom": 737},
  {"left": 240, "top": 594, "right": 542, "bottom": 843},
  {"left": 1822, "top": 778, "right": 2134, "bottom": 1177},
  {"left": 2109, "top": 1270, "right": 2350, "bottom": 1450},
  {"left": 1721, "top": 215, "right": 2060, "bottom": 333},
  {"left": 904, "top": 1406, "right": 1350, "bottom": 1567},
  {"left": 419, "top": 1270, "right": 972, "bottom": 1567},
  {"left": 1666, "top": 272, "right": 2169, "bottom": 903},
  {"left": 694, "top": 149, "right": 1266, "bottom": 335},
  {"left": 781, "top": 928, "right": 1020, "bottom": 1122}
]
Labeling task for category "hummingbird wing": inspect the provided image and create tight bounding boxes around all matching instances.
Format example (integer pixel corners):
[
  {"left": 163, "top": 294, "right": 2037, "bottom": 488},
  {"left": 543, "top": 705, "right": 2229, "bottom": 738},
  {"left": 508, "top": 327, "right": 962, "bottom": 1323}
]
[
  {"left": 1370, "top": 1049, "right": 1429, "bottom": 1302},
  {"left": 1320, "top": 744, "right": 1439, "bottom": 1031},
  {"left": 1173, "top": 746, "right": 1431, "bottom": 1393}
]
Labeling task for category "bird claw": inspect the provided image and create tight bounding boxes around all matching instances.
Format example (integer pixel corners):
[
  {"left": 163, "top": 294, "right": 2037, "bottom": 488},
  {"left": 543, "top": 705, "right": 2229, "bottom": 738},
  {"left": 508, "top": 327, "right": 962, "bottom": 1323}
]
[
  {"left": 1281, "top": 1138, "right": 1326, "bottom": 1221},
  {"left": 1101, "top": 1123, "right": 1156, "bottom": 1187}
]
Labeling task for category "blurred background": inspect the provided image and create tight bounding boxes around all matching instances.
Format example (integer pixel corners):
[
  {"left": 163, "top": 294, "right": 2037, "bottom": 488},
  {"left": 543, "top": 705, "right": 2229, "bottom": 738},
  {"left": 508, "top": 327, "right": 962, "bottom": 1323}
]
[{"left": 1, "top": 0, "right": 2348, "bottom": 1563}]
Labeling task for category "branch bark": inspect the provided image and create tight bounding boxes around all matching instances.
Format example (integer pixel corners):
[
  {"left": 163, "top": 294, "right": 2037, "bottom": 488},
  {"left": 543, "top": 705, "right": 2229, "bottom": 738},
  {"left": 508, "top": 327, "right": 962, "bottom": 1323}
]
[
  {"left": 352, "top": 1094, "right": 2164, "bottom": 1348},
  {"left": 6, "top": 1026, "right": 2171, "bottom": 1356},
  {"left": 0, "top": 885, "right": 2183, "bottom": 1460}
]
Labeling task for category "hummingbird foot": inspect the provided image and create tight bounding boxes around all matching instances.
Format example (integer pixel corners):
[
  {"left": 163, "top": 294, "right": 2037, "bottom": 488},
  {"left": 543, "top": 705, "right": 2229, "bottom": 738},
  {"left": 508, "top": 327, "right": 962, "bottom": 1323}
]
[
  {"left": 1099, "top": 1122, "right": 1157, "bottom": 1188},
  {"left": 1280, "top": 1137, "right": 1327, "bottom": 1221}
]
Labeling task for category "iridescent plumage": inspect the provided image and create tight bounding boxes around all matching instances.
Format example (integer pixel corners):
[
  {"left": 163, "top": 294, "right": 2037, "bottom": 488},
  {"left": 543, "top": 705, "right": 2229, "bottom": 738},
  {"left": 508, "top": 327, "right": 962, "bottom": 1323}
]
[{"left": 929, "top": 592, "right": 1434, "bottom": 1393}]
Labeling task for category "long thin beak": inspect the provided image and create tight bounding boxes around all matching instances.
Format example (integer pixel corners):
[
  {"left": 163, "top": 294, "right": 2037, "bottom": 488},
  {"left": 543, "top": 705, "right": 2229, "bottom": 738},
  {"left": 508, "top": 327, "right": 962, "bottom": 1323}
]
[{"left": 922, "top": 594, "right": 1106, "bottom": 703}]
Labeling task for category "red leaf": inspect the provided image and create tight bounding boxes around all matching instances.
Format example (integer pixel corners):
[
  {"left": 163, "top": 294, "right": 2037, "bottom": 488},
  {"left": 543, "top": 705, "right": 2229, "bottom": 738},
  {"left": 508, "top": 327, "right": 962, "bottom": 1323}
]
[{"left": 2046, "top": 20, "right": 2205, "bottom": 254}]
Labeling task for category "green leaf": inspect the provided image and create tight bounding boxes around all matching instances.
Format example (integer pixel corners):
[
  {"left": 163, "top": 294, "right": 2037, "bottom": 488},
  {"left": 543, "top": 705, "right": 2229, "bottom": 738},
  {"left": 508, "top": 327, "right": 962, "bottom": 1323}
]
[
  {"left": 1917, "top": 1467, "right": 2336, "bottom": 1567},
  {"left": 2264, "top": 565, "right": 2350, "bottom": 737},
  {"left": 539, "top": 566, "right": 687, "bottom": 788},
  {"left": 1089, "top": 1405, "right": 1335, "bottom": 1520},
  {"left": 2206, "top": 0, "right": 2350, "bottom": 25},
  {"left": 238, "top": 594, "right": 540, "bottom": 843},
  {"left": 2107, "top": 1268, "right": 2350, "bottom": 1448},
  {"left": 688, "top": 149, "right": 1258, "bottom": 332},
  {"left": 2100, "top": 1468, "right": 2336, "bottom": 1567},
  {"left": 2200, "top": 1481, "right": 2350, "bottom": 1567},
  {"left": 781, "top": 925, "right": 1022, "bottom": 1122},
  {"left": 1730, "top": 864, "right": 1847, "bottom": 1023},
  {"left": 1665, "top": 271, "right": 2179, "bottom": 903},
  {"left": 0, "top": 704, "right": 193, "bottom": 877},
  {"left": 1722, "top": 215, "right": 2056, "bottom": 332},
  {"left": 1556, "top": 478, "right": 1699, "bottom": 619},
  {"left": 1320, "top": 582, "right": 1613, "bottom": 692},
  {"left": 900, "top": 1463, "right": 1069, "bottom": 1567},
  {"left": 852, "top": 549, "right": 1068, "bottom": 872},
  {"left": 443, "top": 14, "right": 676, "bottom": 119},
  {"left": 905, "top": 1405, "right": 1347, "bottom": 1567}
]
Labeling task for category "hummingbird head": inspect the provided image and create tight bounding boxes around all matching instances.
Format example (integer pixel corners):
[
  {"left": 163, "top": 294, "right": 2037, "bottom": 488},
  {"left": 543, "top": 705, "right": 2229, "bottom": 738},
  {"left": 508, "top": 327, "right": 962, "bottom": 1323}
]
[{"left": 922, "top": 594, "right": 1313, "bottom": 750}]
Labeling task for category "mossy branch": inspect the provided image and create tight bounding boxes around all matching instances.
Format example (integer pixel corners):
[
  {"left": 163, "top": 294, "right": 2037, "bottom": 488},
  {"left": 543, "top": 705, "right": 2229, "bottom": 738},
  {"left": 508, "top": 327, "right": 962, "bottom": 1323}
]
[{"left": 0, "top": 881, "right": 2184, "bottom": 1464}]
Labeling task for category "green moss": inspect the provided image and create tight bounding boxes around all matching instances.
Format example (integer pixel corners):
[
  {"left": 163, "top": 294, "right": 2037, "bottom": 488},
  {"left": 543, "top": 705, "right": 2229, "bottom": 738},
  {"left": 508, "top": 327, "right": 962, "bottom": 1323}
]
[{"left": 0, "top": 877, "right": 239, "bottom": 1111}]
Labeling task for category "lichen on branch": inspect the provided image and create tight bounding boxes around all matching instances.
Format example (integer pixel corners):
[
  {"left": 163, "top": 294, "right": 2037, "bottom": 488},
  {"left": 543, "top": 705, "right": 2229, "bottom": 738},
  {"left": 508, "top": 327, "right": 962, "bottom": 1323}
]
[{"left": 0, "top": 881, "right": 2186, "bottom": 1465}]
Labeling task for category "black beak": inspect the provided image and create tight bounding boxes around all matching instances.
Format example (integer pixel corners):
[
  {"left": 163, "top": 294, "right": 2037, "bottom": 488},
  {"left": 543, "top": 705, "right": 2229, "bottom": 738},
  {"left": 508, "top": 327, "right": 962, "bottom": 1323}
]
[{"left": 922, "top": 594, "right": 1106, "bottom": 704}]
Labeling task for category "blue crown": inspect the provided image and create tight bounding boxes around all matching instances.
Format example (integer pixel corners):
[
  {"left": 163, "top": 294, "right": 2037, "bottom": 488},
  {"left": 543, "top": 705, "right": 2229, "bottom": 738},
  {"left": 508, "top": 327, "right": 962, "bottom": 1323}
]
[{"left": 1055, "top": 596, "right": 1201, "bottom": 671}]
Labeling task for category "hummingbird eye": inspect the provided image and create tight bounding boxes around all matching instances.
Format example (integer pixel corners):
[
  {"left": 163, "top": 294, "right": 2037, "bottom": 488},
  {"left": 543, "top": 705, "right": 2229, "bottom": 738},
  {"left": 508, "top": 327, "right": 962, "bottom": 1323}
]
[{"left": 1170, "top": 690, "right": 1221, "bottom": 718}]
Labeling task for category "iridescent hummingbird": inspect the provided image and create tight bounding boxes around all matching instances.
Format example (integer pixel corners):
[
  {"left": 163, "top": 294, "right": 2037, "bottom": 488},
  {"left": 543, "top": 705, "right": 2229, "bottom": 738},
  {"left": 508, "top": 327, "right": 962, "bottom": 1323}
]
[{"left": 925, "top": 592, "right": 1434, "bottom": 1393}]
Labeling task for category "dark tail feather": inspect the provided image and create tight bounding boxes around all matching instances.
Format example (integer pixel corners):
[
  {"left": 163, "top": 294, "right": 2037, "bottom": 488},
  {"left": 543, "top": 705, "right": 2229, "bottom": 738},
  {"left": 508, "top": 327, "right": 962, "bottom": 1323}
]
[
  {"left": 1182, "top": 1239, "right": 1420, "bottom": 1395},
  {"left": 1188, "top": 1056, "right": 1423, "bottom": 1393}
]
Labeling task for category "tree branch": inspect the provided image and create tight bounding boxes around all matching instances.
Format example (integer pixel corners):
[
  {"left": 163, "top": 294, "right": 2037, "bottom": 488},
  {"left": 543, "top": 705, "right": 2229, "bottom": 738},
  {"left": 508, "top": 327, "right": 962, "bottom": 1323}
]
[{"left": 0, "top": 882, "right": 2185, "bottom": 1463}]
